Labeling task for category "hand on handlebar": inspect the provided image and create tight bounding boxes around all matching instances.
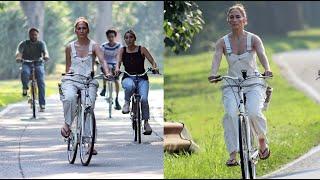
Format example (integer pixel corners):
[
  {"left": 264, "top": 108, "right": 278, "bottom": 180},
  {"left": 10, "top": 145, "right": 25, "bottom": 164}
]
[
  {"left": 208, "top": 75, "right": 221, "bottom": 83},
  {"left": 151, "top": 67, "right": 160, "bottom": 75},
  {"left": 114, "top": 67, "right": 121, "bottom": 77},
  {"left": 262, "top": 70, "right": 273, "bottom": 77}
]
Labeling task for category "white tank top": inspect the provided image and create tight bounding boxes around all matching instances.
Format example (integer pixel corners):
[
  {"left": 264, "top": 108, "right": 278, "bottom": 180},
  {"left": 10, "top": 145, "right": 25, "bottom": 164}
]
[{"left": 69, "top": 40, "right": 94, "bottom": 77}]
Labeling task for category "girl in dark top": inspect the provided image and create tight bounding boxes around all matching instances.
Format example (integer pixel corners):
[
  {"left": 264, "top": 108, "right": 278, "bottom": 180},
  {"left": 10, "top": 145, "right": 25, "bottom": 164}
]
[{"left": 115, "top": 29, "right": 159, "bottom": 135}]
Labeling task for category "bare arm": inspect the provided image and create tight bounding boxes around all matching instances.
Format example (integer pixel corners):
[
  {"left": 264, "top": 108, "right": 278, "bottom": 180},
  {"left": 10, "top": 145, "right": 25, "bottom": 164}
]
[
  {"left": 141, "top": 46, "right": 157, "bottom": 69},
  {"left": 15, "top": 41, "right": 24, "bottom": 62},
  {"left": 115, "top": 47, "right": 124, "bottom": 75},
  {"left": 93, "top": 43, "right": 111, "bottom": 75},
  {"left": 65, "top": 45, "right": 72, "bottom": 73},
  {"left": 253, "top": 35, "right": 272, "bottom": 74},
  {"left": 42, "top": 41, "right": 50, "bottom": 61},
  {"left": 210, "top": 38, "right": 224, "bottom": 77}
]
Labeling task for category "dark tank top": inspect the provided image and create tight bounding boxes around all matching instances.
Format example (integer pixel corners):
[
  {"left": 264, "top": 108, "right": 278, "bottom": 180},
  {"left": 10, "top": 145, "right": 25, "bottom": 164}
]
[{"left": 122, "top": 46, "right": 148, "bottom": 80}]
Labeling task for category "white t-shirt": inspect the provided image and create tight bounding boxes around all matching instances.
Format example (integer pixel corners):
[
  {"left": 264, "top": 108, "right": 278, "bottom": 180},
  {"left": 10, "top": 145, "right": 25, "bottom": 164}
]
[{"left": 100, "top": 42, "right": 122, "bottom": 64}]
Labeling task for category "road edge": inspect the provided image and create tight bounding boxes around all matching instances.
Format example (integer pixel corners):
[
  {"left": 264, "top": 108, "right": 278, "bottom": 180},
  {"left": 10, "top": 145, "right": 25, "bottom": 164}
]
[{"left": 260, "top": 50, "right": 320, "bottom": 178}]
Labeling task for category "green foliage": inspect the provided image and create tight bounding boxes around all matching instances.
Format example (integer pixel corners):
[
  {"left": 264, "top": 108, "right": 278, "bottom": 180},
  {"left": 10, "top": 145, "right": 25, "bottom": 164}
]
[
  {"left": 44, "top": 1, "right": 73, "bottom": 73},
  {"left": 131, "top": 1, "right": 164, "bottom": 69},
  {"left": 112, "top": 1, "right": 164, "bottom": 69},
  {"left": 0, "top": 2, "right": 4, "bottom": 10},
  {"left": 164, "top": 1, "right": 205, "bottom": 54},
  {"left": 0, "top": 2, "right": 28, "bottom": 80},
  {"left": 183, "top": 1, "right": 320, "bottom": 54}
]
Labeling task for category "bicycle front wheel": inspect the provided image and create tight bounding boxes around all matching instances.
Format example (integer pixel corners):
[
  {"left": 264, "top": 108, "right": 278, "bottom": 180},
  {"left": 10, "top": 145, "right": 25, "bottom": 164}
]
[
  {"left": 80, "top": 108, "right": 96, "bottom": 166},
  {"left": 108, "top": 81, "right": 113, "bottom": 118},
  {"left": 239, "top": 115, "right": 250, "bottom": 179},
  {"left": 67, "top": 115, "right": 79, "bottom": 164},
  {"left": 31, "top": 82, "right": 36, "bottom": 118},
  {"left": 136, "top": 100, "right": 141, "bottom": 144},
  {"left": 131, "top": 99, "right": 137, "bottom": 142}
]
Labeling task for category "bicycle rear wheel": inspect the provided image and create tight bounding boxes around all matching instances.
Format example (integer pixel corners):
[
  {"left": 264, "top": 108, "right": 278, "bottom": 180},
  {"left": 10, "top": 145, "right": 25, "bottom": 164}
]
[
  {"left": 67, "top": 112, "right": 79, "bottom": 164},
  {"left": 239, "top": 115, "right": 250, "bottom": 179},
  {"left": 80, "top": 108, "right": 96, "bottom": 166}
]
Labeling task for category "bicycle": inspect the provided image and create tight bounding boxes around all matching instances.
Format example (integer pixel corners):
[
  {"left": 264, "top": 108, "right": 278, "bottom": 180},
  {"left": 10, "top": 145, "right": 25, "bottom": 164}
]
[
  {"left": 209, "top": 70, "right": 272, "bottom": 179},
  {"left": 118, "top": 67, "right": 160, "bottom": 144},
  {"left": 59, "top": 72, "right": 108, "bottom": 166},
  {"left": 19, "top": 58, "right": 44, "bottom": 119},
  {"left": 96, "top": 69, "right": 116, "bottom": 119}
]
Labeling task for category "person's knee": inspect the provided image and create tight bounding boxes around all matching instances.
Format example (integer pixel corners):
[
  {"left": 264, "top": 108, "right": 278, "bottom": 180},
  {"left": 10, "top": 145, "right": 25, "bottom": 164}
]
[
  {"left": 247, "top": 109, "right": 261, "bottom": 120},
  {"left": 63, "top": 92, "right": 77, "bottom": 103},
  {"left": 122, "top": 79, "right": 135, "bottom": 91}
]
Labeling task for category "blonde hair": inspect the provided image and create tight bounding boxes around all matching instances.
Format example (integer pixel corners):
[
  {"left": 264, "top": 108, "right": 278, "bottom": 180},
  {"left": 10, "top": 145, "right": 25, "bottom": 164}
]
[
  {"left": 124, "top": 29, "right": 137, "bottom": 40},
  {"left": 227, "top": 3, "right": 247, "bottom": 20},
  {"left": 74, "top": 17, "right": 89, "bottom": 31}
]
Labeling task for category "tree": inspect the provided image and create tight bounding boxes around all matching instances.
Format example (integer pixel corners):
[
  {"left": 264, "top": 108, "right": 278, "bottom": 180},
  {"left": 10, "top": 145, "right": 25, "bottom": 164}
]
[
  {"left": 94, "top": 1, "right": 112, "bottom": 44},
  {"left": 164, "top": 1, "right": 204, "bottom": 54},
  {"left": 20, "top": 1, "right": 45, "bottom": 40}
]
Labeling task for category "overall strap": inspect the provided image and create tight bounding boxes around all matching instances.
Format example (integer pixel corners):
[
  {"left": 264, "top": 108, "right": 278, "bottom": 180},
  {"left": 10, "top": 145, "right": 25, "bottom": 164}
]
[
  {"left": 88, "top": 40, "right": 93, "bottom": 55},
  {"left": 70, "top": 41, "right": 77, "bottom": 57},
  {"left": 246, "top": 32, "right": 252, "bottom": 51},
  {"left": 223, "top": 35, "right": 232, "bottom": 55}
]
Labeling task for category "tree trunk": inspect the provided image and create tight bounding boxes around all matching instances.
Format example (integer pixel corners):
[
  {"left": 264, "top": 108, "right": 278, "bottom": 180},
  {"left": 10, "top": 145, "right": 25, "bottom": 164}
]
[
  {"left": 94, "top": 1, "right": 112, "bottom": 44},
  {"left": 20, "top": 1, "right": 45, "bottom": 40}
]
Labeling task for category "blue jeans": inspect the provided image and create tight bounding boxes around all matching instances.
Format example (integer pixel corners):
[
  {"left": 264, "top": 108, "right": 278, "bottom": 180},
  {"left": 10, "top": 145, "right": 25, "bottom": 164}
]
[
  {"left": 122, "top": 77, "right": 149, "bottom": 120},
  {"left": 21, "top": 63, "right": 46, "bottom": 106}
]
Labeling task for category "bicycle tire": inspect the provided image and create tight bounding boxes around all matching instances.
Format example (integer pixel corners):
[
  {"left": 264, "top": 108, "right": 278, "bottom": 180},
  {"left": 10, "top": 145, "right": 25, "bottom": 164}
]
[
  {"left": 108, "top": 81, "right": 113, "bottom": 118},
  {"left": 249, "top": 130, "right": 256, "bottom": 179},
  {"left": 67, "top": 107, "right": 80, "bottom": 164},
  {"left": 136, "top": 99, "right": 141, "bottom": 144},
  {"left": 80, "top": 109, "right": 96, "bottom": 166},
  {"left": 239, "top": 115, "right": 250, "bottom": 179},
  {"left": 132, "top": 99, "right": 138, "bottom": 142},
  {"left": 31, "top": 82, "right": 36, "bottom": 118}
]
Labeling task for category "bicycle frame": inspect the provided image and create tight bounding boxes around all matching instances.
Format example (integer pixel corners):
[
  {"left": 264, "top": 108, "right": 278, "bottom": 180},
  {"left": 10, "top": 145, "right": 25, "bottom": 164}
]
[
  {"left": 20, "top": 59, "right": 44, "bottom": 118},
  {"left": 62, "top": 73, "right": 99, "bottom": 166},
  {"left": 119, "top": 67, "right": 153, "bottom": 143},
  {"left": 213, "top": 73, "right": 271, "bottom": 179}
]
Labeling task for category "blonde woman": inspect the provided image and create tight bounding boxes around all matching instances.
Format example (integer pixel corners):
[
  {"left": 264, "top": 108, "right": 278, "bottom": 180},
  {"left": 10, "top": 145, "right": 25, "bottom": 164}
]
[{"left": 208, "top": 4, "right": 272, "bottom": 166}]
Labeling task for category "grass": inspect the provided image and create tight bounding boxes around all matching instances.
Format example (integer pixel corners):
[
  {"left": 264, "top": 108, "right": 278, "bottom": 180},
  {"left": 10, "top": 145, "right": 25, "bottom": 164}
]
[
  {"left": 0, "top": 63, "right": 163, "bottom": 109},
  {"left": 164, "top": 28, "right": 320, "bottom": 178}
]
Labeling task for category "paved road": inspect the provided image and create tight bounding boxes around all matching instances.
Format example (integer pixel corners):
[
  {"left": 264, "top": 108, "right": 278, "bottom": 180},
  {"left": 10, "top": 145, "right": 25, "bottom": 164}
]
[
  {"left": 0, "top": 89, "right": 163, "bottom": 179},
  {"left": 262, "top": 49, "right": 320, "bottom": 179}
]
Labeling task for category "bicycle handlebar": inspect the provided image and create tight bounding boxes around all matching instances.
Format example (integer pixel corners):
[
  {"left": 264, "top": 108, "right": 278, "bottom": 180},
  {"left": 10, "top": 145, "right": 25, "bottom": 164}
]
[
  {"left": 209, "top": 74, "right": 272, "bottom": 83},
  {"left": 20, "top": 58, "right": 45, "bottom": 63},
  {"left": 118, "top": 67, "right": 161, "bottom": 77},
  {"left": 62, "top": 72, "right": 114, "bottom": 81}
]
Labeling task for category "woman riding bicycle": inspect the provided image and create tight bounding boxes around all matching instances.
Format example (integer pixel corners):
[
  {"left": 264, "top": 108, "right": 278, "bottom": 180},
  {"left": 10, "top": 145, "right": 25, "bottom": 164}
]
[
  {"left": 208, "top": 4, "right": 273, "bottom": 166},
  {"left": 115, "top": 29, "right": 159, "bottom": 135},
  {"left": 60, "top": 17, "right": 112, "bottom": 155}
]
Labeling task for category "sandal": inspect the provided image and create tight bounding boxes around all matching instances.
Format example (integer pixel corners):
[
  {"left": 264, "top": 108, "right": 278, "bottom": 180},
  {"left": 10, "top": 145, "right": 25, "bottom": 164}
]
[
  {"left": 226, "top": 159, "right": 239, "bottom": 167},
  {"left": 259, "top": 147, "right": 271, "bottom": 160},
  {"left": 61, "top": 125, "right": 71, "bottom": 138}
]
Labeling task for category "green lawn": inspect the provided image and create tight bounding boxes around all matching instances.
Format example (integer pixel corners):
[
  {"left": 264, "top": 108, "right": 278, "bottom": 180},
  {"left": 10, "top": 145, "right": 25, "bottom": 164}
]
[{"left": 164, "top": 29, "right": 320, "bottom": 178}]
